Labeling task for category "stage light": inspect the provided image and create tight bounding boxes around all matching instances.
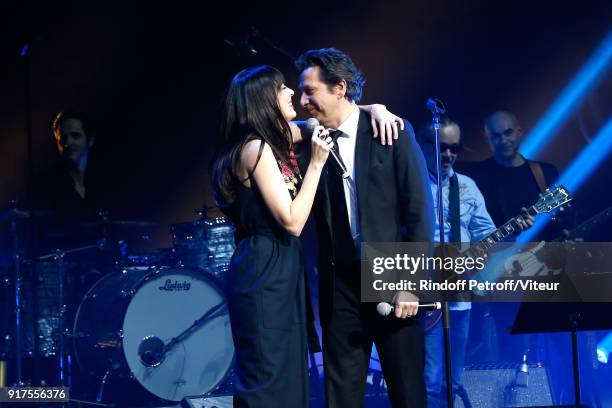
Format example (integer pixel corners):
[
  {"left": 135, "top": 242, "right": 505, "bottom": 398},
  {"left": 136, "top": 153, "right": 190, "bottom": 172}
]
[
  {"left": 597, "top": 348, "right": 608, "bottom": 364},
  {"left": 597, "top": 333, "right": 612, "bottom": 364},
  {"left": 519, "top": 31, "right": 612, "bottom": 158},
  {"left": 518, "top": 117, "right": 612, "bottom": 242}
]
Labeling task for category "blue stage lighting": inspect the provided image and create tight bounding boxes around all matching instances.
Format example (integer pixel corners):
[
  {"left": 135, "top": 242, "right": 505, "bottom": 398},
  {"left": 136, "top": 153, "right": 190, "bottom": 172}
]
[
  {"left": 597, "top": 332, "right": 612, "bottom": 364},
  {"left": 518, "top": 117, "right": 612, "bottom": 242},
  {"left": 520, "top": 31, "right": 612, "bottom": 158}
]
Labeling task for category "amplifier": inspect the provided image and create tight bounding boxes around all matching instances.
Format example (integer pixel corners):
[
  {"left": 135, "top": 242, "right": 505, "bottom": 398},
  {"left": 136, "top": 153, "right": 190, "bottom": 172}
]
[{"left": 457, "top": 362, "right": 554, "bottom": 408}]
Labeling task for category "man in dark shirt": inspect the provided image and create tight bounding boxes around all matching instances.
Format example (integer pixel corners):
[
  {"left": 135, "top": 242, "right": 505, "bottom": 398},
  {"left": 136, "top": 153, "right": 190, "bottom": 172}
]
[
  {"left": 25, "top": 110, "right": 107, "bottom": 252},
  {"left": 456, "top": 111, "right": 574, "bottom": 374},
  {"left": 457, "top": 110, "right": 559, "bottom": 232},
  {"left": 21, "top": 111, "right": 105, "bottom": 384},
  {"left": 24, "top": 110, "right": 108, "bottom": 270},
  {"left": 27, "top": 111, "right": 99, "bottom": 219}
]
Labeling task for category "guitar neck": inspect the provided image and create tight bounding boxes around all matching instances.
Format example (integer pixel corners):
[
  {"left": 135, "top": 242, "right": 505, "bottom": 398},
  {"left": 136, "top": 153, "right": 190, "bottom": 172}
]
[
  {"left": 463, "top": 206, "right": 538, "bottom": 258},
  {"left": 553, "top": 205, "right": 612, "bottom": 242}
]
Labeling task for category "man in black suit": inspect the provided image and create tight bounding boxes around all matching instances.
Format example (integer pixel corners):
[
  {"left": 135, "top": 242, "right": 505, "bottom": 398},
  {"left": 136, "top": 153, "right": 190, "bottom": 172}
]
[{"left": 296, "top": 48, "right": 434, "bottom": 408}]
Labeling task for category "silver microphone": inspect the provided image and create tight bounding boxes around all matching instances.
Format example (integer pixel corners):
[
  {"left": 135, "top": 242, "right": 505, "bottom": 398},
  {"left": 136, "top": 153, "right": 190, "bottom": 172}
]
[
  {"left": 305, "top": 118, "right": 350, "bottom": 179},
  {"left": 376, "top": 301, "right": 442, "bottom": 317}
]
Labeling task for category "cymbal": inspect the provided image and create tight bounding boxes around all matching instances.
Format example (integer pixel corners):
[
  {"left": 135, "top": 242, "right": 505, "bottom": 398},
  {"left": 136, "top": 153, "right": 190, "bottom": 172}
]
[
  {"left": 79, "top": 219, "right": 161, "bottom": 229},
  {"left": 0, "top": 208, "right": 59, "bottom": 223},
  {"left": 104, "top": 220, "right": 161, "bottom": 228},
  {"left": 0, "top": 208, "right": 30, "bottom": 222}
]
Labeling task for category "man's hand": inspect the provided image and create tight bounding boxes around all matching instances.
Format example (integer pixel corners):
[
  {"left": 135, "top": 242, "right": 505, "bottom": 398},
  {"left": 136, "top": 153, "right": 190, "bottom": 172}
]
[
  {"left": 370, "top": 104, "right": 404, "bottom": 146},
  {"left": 392, "top": 291, "right": 419, "bottom": 319},
  {"left": 516, "top": 207, "right": 535, "bottom": 230}
]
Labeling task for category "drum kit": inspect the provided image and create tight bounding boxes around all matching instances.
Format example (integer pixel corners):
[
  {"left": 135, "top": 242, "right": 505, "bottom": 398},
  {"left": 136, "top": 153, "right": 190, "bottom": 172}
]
[{"left": 0, "top": 202, "right": 237, "bottom": 405}]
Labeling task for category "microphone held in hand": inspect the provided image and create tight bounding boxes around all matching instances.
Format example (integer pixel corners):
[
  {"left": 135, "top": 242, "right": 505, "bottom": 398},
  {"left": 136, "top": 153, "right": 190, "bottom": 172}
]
[
  {"left": 305, "top": 118, "right": 350, "bottom": 179},
  {"left": 305, "top": 117, "right": 321, "bottom": 134},
  {"left": 376, "top": 301, "right": 442, "bottom": 316}
]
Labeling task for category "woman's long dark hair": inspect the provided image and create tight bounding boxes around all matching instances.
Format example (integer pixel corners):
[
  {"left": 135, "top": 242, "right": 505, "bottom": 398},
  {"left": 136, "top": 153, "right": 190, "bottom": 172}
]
[{"left": 212, "top": 65, "right": 293, "bottom": 207}]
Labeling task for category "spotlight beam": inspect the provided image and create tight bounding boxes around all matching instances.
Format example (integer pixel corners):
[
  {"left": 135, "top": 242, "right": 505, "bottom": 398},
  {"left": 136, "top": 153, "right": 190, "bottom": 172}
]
[
  {"left": 518, "top": 117, "right": 612, "bottom": 242},
  {"left": 520, "top": 31, "right": 612, "bottom": 158}
]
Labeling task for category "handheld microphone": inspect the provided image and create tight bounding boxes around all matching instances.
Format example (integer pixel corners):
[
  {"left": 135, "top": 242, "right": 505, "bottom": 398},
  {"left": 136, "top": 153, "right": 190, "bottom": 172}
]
[
  {"left": 306, "top": 118, "right": 350, "bottom": 179},
  {"left": 376, "top": 301, "right": 442, "bottom": 317}
]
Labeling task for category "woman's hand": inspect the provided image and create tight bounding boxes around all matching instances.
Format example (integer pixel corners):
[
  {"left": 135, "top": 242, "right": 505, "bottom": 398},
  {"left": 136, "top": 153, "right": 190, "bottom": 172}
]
[
  {"left": 369, "top": 104, "right": 404, "bottom": 146},
  {"left": 310, "top": 125, "right": 332, "bottom": 168}
]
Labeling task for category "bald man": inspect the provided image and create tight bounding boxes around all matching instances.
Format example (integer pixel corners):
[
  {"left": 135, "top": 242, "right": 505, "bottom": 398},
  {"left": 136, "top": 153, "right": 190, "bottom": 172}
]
[
  {"left": 455, "top": 111, "right": 569, "bottom": 367},
  {"left": 457, "top": 111, "right": 559, "bottom": 233}
]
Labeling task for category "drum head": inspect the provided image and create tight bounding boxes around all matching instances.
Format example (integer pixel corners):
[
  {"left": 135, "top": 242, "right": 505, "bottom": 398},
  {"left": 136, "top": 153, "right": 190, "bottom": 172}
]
[{"left": 122, "top": 267, "right": 233, "bottom": 402}]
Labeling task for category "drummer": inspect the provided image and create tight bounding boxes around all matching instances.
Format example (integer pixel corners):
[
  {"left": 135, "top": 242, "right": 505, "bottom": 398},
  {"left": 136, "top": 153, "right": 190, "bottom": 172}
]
[
  {"left": 24, "top": 110, "right": 107, "bottom": 322},
  {"left": 18, "top": 111, "right": 107, "bottom": 386},
  {"left": 27, "top": 111, "right": 115, "bottom": 256},
  {"left": 26, "top": 110, "right": 101, "bottom": 220}
]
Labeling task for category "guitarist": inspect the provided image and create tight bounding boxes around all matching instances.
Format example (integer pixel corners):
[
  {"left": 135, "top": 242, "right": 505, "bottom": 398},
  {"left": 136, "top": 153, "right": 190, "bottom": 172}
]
[
  {"left": 456, "top": 110, "right": 567, "bottom": 239},
  {"left": 416, "top": 119, "right": 534, "bottom": 408},
  {"left": 456, "top": 110, "right": 576, "bottom": 381}
]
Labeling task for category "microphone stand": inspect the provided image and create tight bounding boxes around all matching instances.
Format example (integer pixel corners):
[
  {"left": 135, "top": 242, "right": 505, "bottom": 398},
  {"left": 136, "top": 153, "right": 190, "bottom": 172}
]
[
  {"left": 20, "top": 42, "right": 34, "bottom": 185},
  {"left": 249, "top": 27, "right": 295, "bottom": 61},
  {"left": 10, "top": 202, "right": 25, "bottom": 386},
  {"left": 428, "top": 98, "right": 454, "bottom": 408},
  {"left": 224, "top": 26, "right": 295, "bottom": 64}
]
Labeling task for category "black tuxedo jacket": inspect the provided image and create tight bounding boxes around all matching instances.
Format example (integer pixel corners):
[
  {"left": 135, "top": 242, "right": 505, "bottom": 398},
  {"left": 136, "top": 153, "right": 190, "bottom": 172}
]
[{"left": 297, "top": 111, "right": 434, "bottom": 326}]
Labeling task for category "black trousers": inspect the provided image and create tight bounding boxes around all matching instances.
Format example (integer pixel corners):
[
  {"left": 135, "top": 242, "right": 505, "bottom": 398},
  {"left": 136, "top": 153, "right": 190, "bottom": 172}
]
[{"left": 322, "top": 270, "right": 426, "bottom": 408}]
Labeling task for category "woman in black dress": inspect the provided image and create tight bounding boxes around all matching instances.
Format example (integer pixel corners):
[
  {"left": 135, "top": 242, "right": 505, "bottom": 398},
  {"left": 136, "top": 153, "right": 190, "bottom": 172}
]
[
  {"left": 212, "top": 65, "right": 332, "bottom": 407},
  {"left": 213, "top": 64, "right": 404, "bottom": 406}
]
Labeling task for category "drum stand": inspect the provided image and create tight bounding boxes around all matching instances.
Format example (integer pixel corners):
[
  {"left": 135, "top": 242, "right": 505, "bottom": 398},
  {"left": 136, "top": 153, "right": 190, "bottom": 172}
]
[
  {"left": 10, "top": 213, "right": 27, "bottom": 386},
  {"left": 35, "top": 240, "right": 106, "bottom": 388},
  {"left": 96, "top": 369, "right": 112, "bottom": 403}
]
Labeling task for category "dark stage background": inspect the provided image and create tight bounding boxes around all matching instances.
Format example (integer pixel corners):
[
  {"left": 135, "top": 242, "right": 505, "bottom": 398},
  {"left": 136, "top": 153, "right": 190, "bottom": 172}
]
[
  {"left": 0, "top": 1, "right": 611, "bottom": 406},
  {"left": 0, "top": 1, "right": 610, "bottom": 236}
]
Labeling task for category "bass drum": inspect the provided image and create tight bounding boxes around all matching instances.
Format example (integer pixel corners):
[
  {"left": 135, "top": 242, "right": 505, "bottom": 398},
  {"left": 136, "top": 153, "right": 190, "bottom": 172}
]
[{"left": 73, "top": 266, "right": 234, "bottom": 404}]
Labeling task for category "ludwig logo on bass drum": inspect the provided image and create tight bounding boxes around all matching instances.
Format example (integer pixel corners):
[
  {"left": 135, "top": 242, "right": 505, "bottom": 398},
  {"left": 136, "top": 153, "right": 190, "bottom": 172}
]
[{"left": 159, "top": 279, "right": 191, "bottom": 291}]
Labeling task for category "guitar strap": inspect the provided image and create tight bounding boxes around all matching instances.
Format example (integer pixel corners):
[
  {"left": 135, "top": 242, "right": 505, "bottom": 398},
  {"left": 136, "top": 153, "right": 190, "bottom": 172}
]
[
  {"left": 449, "top": 173, "right": 461, "bottom": 243},
  {"left": 527, "top": 160, "right": 547, "bottom": 193},
  {"left": 449, "top": 173, "right": 469, "bottom": 304}
]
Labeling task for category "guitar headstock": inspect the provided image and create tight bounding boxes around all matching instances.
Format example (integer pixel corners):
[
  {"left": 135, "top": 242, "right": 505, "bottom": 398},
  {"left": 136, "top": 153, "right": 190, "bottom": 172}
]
[{"left": 533, "top": 185, "right": 573, "bottom": 214}]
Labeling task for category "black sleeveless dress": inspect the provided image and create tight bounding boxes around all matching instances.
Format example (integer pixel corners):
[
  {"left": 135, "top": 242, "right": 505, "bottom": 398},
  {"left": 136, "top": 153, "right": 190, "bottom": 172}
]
[{"left": 224, "top": 146, "right": 309, "bottom": 407}]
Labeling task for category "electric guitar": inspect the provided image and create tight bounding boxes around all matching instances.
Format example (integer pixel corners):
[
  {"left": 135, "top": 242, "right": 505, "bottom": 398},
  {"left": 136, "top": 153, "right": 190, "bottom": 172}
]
[
  {"left": 423, "top": 184, "right": 572, "bottom": 332},
  {"left": 501, "top": 203, "right": 612, "bottom": 277}
]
